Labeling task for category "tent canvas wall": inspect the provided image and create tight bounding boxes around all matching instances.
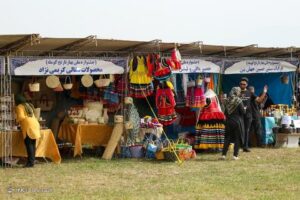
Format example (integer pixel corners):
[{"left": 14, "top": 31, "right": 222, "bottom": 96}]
[{"left": 222, "top": 60, "right": 298, "bottom": 106}]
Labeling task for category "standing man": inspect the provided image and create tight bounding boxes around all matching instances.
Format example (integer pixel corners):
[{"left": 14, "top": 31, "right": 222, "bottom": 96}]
[
  {"left": 239, "top": 77, "right": 252, "bottom": 152},
  {"left": 249, "top": 85, "right": 268, "bottom": 147}
]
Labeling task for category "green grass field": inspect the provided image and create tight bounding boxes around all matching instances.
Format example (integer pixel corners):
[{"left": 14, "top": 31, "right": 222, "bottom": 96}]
[{"left": 1, "top": 148, "right": 300, "bottom": 200}]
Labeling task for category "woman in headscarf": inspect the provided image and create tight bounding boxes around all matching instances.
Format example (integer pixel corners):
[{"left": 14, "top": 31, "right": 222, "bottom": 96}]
[
  {"left": 15, "top": 94, "right": 40, "bottom": 167},
  {"left": 221, "top": 87, "right": 245, "bottom": 160}
]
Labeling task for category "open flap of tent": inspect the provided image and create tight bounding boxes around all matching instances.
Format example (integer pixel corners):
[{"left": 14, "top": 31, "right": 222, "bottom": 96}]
[
  {"left": 173, "top": 59, "right": 221, "bottom": 74},
  {"left": 11, "top": 57, "right": 126, "bottom": 76},
  {"left": 224, "top": 60, "right": 297, "bottom": 74}
]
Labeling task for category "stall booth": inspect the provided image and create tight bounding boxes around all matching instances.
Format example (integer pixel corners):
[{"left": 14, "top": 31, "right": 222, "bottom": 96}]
[
  {"left": 7, "top": 56, "right": 126, "bottom": 158},
  {"left": 169, "top": 58, "right": 225, "bottom": 151},
  {"left": 222, "top": 59, "right": 299, "bottom": 146}
]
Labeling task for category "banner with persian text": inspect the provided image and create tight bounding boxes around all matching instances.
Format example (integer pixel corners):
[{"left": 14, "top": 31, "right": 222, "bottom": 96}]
[{"left": 9, "top": 57, "right": 127, "bottom": 75}]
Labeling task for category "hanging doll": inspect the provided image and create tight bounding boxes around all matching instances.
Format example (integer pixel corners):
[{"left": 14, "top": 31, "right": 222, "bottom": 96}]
[
  {"left": 155, "top": 82, "right": 177, "bottom": 126},
  {"left": 185, "top": 75, "right": 206, "bottom": 108}
]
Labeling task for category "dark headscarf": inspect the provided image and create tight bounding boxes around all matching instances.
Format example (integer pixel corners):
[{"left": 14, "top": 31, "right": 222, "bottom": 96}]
[
  {"left": 225, "top": 87, "right": 243, "bottom": 115},
  {"left": 15, "top": 94, "right": 35, "bottom": 117}
]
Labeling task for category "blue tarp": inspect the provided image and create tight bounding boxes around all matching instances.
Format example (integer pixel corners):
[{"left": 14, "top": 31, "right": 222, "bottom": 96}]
[{"left": 222, "top": 72, "right": 295, "bottom": 106}]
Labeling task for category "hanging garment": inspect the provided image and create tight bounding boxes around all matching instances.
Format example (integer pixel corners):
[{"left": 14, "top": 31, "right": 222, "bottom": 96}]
[
  {"left": 129, "top": 56, "right": 153, "bottom": 98},
  {"left": 194, "top": 90, "right": 226, "bottom": 151},
  {"left": 156, "top": 87, "right": 177, "bottom": 126},
  {"left": 175, "top": 107, "right": 197, "bottom": 126},
  {"left": 186, "top": 86, "right": 206, "bottom": 108}
]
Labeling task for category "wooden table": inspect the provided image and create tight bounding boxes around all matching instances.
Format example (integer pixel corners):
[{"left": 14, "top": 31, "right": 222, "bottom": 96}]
[
  {"left": 58, "top": 122, "right": 113, "bottom": 157},
  {"left": 275, "top": 133, "right": 300, "bottom": 148},
  {"left": 0, "top": 129, "right": 61, "bottom": 164}
]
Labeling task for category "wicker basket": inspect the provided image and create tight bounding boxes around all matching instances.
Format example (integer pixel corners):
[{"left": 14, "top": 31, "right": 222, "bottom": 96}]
[
  {"left": 129, "top": 145, "right": 144, "bottom": 158},
  {"left": 46, "top": 75, "right": 60, "bottom": 89},
  {"left": 28, "top": 82, "right": 40, "bottom": 92},
  {"left": 81, "top": 75, "right": 93, "bottom": 87},
  {"left": 63, "top": 76, "right": 73, "bottom": 90}
]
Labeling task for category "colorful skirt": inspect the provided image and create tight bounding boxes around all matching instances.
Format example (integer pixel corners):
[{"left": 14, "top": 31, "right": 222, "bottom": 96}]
[
  {"left": 194, "top": 123, "right": 225, "bottom": 150},
  {"left": 186, "top": 87, "right": 206, "bottom": 108},
  {"left": 129, "top": 83, "right": 153, "bottom": 98},
  {"left": 157, "top": 107, "right": 177, "bottom": 126}
]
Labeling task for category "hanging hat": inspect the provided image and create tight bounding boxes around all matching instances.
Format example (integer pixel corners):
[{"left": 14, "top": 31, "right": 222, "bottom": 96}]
[
  {"left": 46, "top": 75, "right": 60, "bottom": 89},
  {"left": 81, "top": 75, "right": 93, "bottom": 87}
]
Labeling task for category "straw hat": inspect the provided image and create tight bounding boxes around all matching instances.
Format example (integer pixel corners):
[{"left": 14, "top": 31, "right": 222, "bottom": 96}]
[
  {"left": 81, "top": 75, "right": 93, "bottom": 87},
  {"left": 46, "top": 75, "right": 60, "bottom": 89}
]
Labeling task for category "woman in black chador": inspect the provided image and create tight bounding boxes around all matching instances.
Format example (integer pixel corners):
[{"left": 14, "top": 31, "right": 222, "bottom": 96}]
[{"left": 221, "top": 87, "right": 245, "bottom": 160}]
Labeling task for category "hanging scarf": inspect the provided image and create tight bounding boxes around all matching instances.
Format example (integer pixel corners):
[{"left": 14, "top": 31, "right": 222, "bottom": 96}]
[
  {"left": 15, "top": 94, "right": 34, "bottom": 117},
  {"left": 225, "top": 87, "right": 243, "bottom": 115}
]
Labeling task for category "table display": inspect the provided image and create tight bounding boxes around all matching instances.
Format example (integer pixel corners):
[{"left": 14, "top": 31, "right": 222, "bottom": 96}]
[
  {"left": 275, "top": 133, "right": 300, "bottom": 148},
  {"left": 0, "top": 129, "right": 61, "bottom": 164},
  {"left": 58, "top": 122, "right": 113, "bottom": 157}
]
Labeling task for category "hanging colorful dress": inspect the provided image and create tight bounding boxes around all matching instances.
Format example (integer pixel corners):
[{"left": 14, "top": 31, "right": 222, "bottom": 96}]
[
  {"left": 186, "top": 84, "right": 206, "bottom": 108},
  {"left": 156, "top": 86, "right": 177, "bottom": 126},
  {"left": 194, "top": 89, "right": 226, "bottom": 151},
  {"left": 129, "top": 56, "right": 153, "bottom": 98}
]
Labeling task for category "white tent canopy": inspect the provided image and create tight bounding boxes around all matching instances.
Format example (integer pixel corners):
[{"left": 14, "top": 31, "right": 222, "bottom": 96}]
[{"left": 224, "top": 60, "right": 297, "bottom": 74}]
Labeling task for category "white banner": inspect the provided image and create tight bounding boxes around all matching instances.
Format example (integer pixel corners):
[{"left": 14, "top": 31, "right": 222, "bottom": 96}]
[
  {"left": 224, "top": 60, "right": 297, "bottom": 74},
  {"left": 10, "top": 57, "right": 126, "bottom": 75},
  {"left": 173, "top": 59, "right": 221, "bottom": 73}
]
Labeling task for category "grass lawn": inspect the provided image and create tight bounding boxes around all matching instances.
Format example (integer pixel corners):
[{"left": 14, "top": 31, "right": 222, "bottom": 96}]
[{"left": 1, "top": 148, "right": 300, "bottom": 200}]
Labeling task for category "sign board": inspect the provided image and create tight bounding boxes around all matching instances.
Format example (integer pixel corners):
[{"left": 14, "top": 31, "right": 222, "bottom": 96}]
[
  {"left": 10, "top": 57, "right": 126, "bottom": 75},
  {"left": 172, "top": 59, "right": 221, "bottom": 74},
  {"left": 224, "top": 60, "right": 297, "bottom": 74}
]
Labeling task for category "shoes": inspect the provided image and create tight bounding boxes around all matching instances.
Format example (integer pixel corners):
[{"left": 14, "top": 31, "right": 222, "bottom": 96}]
[
  {"left": 219, "top": 155, "right": 226, "bottom": 160},
  {"left": 243, "top": 148, "right": 251, "bottom": 152},
  {"left": 23, "top": 163, "right": 34, "bottom": 168},
  {"left": 233, "top": 156, "right": 239, "bottom": 160}
]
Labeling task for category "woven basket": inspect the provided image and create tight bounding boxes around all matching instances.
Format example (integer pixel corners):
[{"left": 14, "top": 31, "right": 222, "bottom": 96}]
[
  {"left": 28, "top": 82, "right": 40, "bottom": 92},
  {"left": 46, "top": 75, "right": 60, "bottom": 89},
  {"left": 94, "top": 75, "right": 111, "bottom": 88},
  {"left": 63, "top": 76, "right": 73, "bottom": 90},
  {"left": 129, "top": 145, "right": 144, "bottom": 158},
  {"left": 81, "top": 75, "right": 93, "bottom": 87},
  {"left": 163, "top": 150, "right": 179, "bottom": 162}
]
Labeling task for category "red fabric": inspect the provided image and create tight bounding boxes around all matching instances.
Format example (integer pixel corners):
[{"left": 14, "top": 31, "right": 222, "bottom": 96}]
[
  {"left": 156, "top": 87, "right": 177, "bottom": 125},
  {"left": 175, "top": 107, "right": 197, "bottom": 126},
  {"left": 198, "top": 97, "right": 225, "bottom": 121},
  {"left": 186, "top": 86, "right": 206, "bottom": 108},
  {"left": 171, "top": 48, "right": 182, "bottom": 70}
]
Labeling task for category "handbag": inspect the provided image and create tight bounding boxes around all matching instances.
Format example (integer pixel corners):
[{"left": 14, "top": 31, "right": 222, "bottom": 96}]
[
  {"left": 104, "top": 83, "right": 119, "bottom": 104},
  {"left": 129, "top": 145, "right": 145, "bottom": 158},
  {"left": 28, "top": 77, "right": 40, "bottom": 92},
  {"left": 94, "top": 74, "right": 111, "bottom": 88},
  {"left": 63, "top": 76, "right": 73, "bottom": 90},
  {"left": 36, "top": 94, "right": 54, "bottom": 111}
]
